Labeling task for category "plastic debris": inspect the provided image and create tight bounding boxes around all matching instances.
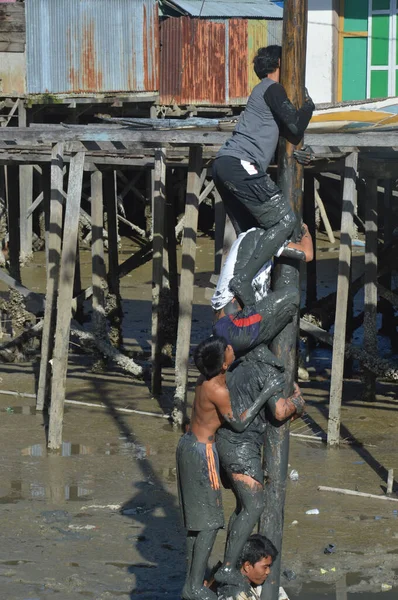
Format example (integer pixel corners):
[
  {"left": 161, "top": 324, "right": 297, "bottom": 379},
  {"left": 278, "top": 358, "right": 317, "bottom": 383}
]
[
  {"left": 5, "top": 407, "right": 14, "bottom": 413},
  {"left": 320, "top": 568, "right": 327, "bottom": 575},
  {"left": 306, "top": 509, "right": 320, "bottom": 515},
  {"left": 381, "top": 584, "right": 392, "bottom": 592},
  {"left": 374, "top": 516, "right": 382, "bottom": 521},
  {"left": 282, "top": 569, "right": 296, "bottom": 581},
  {"left": 324, "top": 544, "right": 336, "bottom": 554},
  {"left": 291, "top": 520, "right": 299, "bottom": 526},
  {"left": 289, "top": 469, "right": 299, "bottom": 481}
]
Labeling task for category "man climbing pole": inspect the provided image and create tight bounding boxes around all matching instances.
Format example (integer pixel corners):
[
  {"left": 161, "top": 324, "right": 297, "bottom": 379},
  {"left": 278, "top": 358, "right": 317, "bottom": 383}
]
[{"left": 212, "top": 45, "right": 315, "bottom": 307}]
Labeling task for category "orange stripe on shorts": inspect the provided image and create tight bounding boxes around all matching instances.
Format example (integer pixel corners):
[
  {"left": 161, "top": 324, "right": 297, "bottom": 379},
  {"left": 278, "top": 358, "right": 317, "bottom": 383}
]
[{"left": 206, "top": 443, "right": 220, "bottom": 490}]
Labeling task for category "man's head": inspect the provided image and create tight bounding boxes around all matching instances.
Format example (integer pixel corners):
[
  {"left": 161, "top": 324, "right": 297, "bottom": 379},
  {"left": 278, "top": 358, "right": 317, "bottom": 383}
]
[
  {"left": 238, "top": 534, "right": 278, "bottom": 587},
  {"left": 194, "top": 335, "right": 235, "bottom": 380},
  {"left": 253, "top": 45, "right": 282, "bottom": 81}
]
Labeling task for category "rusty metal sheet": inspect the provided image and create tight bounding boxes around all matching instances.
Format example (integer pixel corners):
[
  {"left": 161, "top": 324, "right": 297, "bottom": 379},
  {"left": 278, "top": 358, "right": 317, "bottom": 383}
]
[
  {"left": 26, "top": 0, "right": 159, "bottom": 95},
  {"left": 228, "top": 19, "right": 248, "bottom": 102},
  {"left": 160, "top": 17, "right": 226, "bottom": 106}
]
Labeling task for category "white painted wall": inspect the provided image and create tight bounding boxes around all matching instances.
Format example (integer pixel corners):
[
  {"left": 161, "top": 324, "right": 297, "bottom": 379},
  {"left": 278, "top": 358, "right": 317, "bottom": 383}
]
[{"left": 306, "top": 0, "right": 335, "bottom": 104}]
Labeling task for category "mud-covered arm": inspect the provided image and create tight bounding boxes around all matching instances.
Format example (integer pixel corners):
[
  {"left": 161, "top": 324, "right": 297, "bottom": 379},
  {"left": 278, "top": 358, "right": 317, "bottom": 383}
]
[
  {"left": 267, "top": 382, "right": 306, "bottom": 421},
  {"left": 264, "top": 83, "right": 315, "bottom": 141},
  {"left": 221, "top": 373, "right": 285, "bottom": 432},
  {"left": 281, "top": 223, "right": 314, "bottom": 262}
]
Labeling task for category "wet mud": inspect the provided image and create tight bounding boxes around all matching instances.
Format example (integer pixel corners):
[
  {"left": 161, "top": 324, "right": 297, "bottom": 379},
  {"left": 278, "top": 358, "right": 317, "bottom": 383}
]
[{"left": 0, "top": 232, "right": 397, "bottom": 599}]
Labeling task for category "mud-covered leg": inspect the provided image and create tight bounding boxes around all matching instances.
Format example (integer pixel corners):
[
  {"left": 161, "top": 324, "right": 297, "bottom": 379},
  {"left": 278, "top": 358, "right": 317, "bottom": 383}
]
[
  {"left": 182, "top": 529, "right": 218, "bottom": 600},
  {"left": 253, "top": 286, "right": 300, "bottom": 348},
  {"left": 215, "top": 475, "right": 264, "bottom": 587},
  {"left": 230, "top": 213, "right": 296, "bottom": 307}
]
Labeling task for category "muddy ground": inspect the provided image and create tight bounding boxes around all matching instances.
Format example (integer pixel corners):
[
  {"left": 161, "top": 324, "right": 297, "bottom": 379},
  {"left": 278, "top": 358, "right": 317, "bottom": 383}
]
[{"left": 0, "top": 232, "right": 397, "bottom": 600}]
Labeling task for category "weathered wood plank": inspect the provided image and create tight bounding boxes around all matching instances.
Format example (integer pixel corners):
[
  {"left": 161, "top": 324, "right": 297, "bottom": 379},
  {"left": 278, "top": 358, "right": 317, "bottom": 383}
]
[
  {"left": 48, "top": 151, "right": 85, "bottom": 449},
  {"left": 327, "top": 152, "right": 358, "bottom": 447},
  {"left": 151, "top": 148, "right": 166, "bottom": 395},
  {"left": 90, "top": 169, "right": 107, "bottom": 347},
  {"left": 363, "top": 177, "right": 378, "bottom": 401},
  {"left": 173, "top": 145, "right": 203, "bottom": 425},
  {"left": 0, "top": 3, "right": 25, "bottom": 52},
  {"left": 37, "top": 144, "right": 64, "bottom": 412}
]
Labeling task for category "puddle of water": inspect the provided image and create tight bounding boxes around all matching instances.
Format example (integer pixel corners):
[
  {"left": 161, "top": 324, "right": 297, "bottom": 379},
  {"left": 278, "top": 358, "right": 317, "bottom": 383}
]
[
  {"left": 1, "top": 406, "right": 38, "bottom": 415},
  {"left": 0, "top": 560, "right": 33, "bottom": 565},
  {"left": 21, "top": 440, "right": 149, "bottom": 459},
  {"left": 0, "top": 480, "right": 93, "bottom": 504}
]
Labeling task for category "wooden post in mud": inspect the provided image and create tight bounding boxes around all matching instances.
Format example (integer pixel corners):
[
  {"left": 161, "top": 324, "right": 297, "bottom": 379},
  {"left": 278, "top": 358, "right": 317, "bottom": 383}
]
[
  {"left": 214, "top": 188, "right": 226, "bottom": 276},
  {"left": 304, "top": 174, "right": 317, "bottom": 308},
  {"left": 48, "top": 152, "right": 85, "bottom": 450},
  {"left": 91, "top": 169, "right": 107, "bottom": 340},
  {"left": 260, "top": 2, "right": 308, "bottom": 599},
  {"left": 379, "top": 180, "right": 396, "bottom": 347},
  {"left": 6, "top": 165, "right": 21, "bottom": 282},
  {"left": 327, "top": 152, "right": 358, "bottom": 446},
  {"left": 37, "top": 144, "right": 65, "bottom": 412},
  {"left": 151, "top": 148, "right": 166, "bottom": 395},
  {"left": 104, "top": 169, "right": 123, "bottom": 347},
  {"left": 172, "top": 145, "right": 203, "bottom": 425},
  {"left": 18, "top": 100, "right": 33, "bottom": 263},
  {"left": 363, "top": 177, "right": 378, "bottom": 401}
]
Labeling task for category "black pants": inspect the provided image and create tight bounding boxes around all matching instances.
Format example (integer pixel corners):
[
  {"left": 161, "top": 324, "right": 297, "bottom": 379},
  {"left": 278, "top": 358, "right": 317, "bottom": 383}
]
[{"left": 212, "top": 155, "right": 296, "bottom": 238}]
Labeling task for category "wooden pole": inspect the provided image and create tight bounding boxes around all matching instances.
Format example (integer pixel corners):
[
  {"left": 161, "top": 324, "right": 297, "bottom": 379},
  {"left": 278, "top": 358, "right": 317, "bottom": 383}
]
[
  {"left": 214, "top": 188, "right": 226, "bottom": 277},
  {"left": 304, "top": 174, "right": 317, "bottom": 308},
  {"left": 172, "top": 145, "right": 203, "bottom": 425},
  {"left": 151, "top": 148, "right": 166, "bottom": 395},
  {"left": 37, "top": 144, "right": 65, "bottom": 411},
  {"left": 42, "top": 163, "right": 51, "bottom": 269},
  {"left": 103, "top": 169, "right": 123, "bottom": 348},
  {"left": 91, "top": 169, "right": 107, "bottom": 335},
  {"left": 48, "top": 151, "right": 85, "bottom": 450},
  {"left": 363, "top": 177, "right": 378, "bottom": 401},
  {"left": 327, "top": 152, "right": 358, "bottom": 446},
  {"left": 18, "top": 100, "right": 33, "bottom": 264},
  {"left": 379, "top": 180, "right": 397, "bottom": 347},
  {"left": 6, "top": 165, "right": 20, "bottom": 282},
  {"left": 260, "top": 3, "right": 308, "bottom": 599}
]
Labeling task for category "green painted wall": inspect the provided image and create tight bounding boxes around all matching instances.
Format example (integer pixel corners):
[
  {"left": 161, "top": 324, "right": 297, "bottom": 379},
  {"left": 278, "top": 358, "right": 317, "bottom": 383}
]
[
  {"left": 370, "top": 69, "right": 389, "bottom": 97},
  {"left": 344, "top": 0, "right": 369, "bottom": 32}
]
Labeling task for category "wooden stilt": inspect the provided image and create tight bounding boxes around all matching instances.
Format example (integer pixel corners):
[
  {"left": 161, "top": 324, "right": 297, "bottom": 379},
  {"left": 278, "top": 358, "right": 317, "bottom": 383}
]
[
  {"left": 6, "top": 165, "right": 20, "bottom": 281},
  {"left": 327, "top": 152, "right": 358, "bottom": 447},
  {"left": 48, "top": 151, "right": 85, "bottom": 450},
  {"left": 151, "top": 148, "right": 166, "bottom": 395},
  {"left": 42, "top": 163, "right": 51, "bottom": 269},
  {"left": 379, "top": 180, "right": 397, "bottom": 347},
  {"left": 214, "top": 188, "right": 226, "bottom": 277},
  {"left": 103, "top": 169, "right": 123, "bottom": 348},
  {"left": 91, "top": 169, "right": 107, "bottom": 330},
  {"left": 314, "top": 178, "right": 335, "bottom": 244},
  {"left": 172, "top": 145, "right": 203, "bottom": 425},
  {"left": 37, "top": 144, "right": 65, "bottom": 411},
  {"left": 363, "top": 177, "right": 378, "bottom": 401},
  {"left": 18, "top": 100, "right": 33, "bottom": 264}
]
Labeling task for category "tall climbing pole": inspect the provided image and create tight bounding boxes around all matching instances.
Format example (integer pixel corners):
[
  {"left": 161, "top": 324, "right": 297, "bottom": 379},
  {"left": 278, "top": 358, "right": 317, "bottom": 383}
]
[{"left": 260, "top": 2, "right": 308, "bottom": 599}]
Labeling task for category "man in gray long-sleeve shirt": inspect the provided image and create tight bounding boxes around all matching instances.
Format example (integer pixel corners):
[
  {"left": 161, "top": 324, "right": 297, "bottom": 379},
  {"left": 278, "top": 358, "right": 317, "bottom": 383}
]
[{"left": 212, "top": 45, "right": 315, "bottom": 308}]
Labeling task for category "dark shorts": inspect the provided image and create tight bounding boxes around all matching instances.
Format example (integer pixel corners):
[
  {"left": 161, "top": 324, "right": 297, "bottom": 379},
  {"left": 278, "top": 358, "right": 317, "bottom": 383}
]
[
  {"left": 213, "top": 307, "right": 262, "bottom": 353},
  {"left": 212, "top": 155, "right": 294, "bottom": 235},
  {"left": 216, "top": 432, "right": 264, "bottom": 485},
  {"left": 176, "top": 431, "right": 224, "bottom": 531}
]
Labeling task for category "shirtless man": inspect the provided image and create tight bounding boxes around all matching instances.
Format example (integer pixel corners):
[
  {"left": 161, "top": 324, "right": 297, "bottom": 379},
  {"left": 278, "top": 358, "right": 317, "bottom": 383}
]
[
  {"left": 177, "top": 335, "right": 289, "bottom": 600},
  {"left": 212, "top": 223, "right": 313, "bottom": 355}
]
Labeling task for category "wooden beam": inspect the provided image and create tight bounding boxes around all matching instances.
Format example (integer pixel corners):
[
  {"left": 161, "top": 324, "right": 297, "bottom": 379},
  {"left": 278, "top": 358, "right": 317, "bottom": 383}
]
[
  {"left": 91, "top": 169, "right": 107, "bottom": 345},
  {"left": 48, "top": 151, "right": 85, "bottom": 450},
  {"left": 327, "top": 152, "right": 358, "bottom": 447},
  {"left": 213, "top": 188, "right": 226, "bottom": 276},
  {"left": 151, "top": 148, "right": 167, "bottom": 395},
  {"left": 18, "top": 101, "right": 33, "bottom": 263},
  {"left": 172, "top": 145, "right": 203, "bottom": 425},
  {"left": 37, "top": 144, "right": 64, "bottom": 412},
  {"left": 363, "top": 177, "right": 378, "bottom": 401}
]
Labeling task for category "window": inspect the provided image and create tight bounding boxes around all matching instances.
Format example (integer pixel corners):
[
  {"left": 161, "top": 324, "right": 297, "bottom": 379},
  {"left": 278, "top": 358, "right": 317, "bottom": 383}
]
[{"left": 368, "top": 0, "right": 398, "bottom": 97}]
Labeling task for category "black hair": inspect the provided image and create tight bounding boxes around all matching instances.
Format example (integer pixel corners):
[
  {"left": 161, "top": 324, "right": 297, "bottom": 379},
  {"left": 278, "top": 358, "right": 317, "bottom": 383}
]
[
  {"left": 194, "top": 335, "right": 228, "bottom": 380},
  {"left": 237, "top": 534, "right": 278, "bottom": 568},
  {"left": 253, "top": 45, "right": 282, "bottom": 80}
]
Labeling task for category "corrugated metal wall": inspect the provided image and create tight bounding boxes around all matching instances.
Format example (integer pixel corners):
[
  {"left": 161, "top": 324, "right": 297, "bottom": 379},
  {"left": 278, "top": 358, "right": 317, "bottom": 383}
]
[
  {"left": 26, "top": 0, "right": 159, "bottom": 95},
  {"left": 160, "top": 16, "right": 282, "bottom": 106}
]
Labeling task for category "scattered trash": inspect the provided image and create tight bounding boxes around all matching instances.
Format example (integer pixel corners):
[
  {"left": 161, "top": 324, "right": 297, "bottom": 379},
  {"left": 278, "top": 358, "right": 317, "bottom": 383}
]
[
  {"left": 291, "top": 520, "right": 299, "bottom": 526},
  {"left": 306, "top": 509, "right": 320, "bottom": 515},
  {"left": 122, "top": 506, "right": 151, "bottom": 516},
  {"left": 289, "top": 470, "right": 299, "bottom": 481},
  {"left": 352, "top": 239, "right": 365, "bottom": 247},
  {"left": 320, "top": 568, "right": 327, "bottom": 575},
  {"left": 5, "top": 407, "right": 14, "bottom": 413},
  {"left": 41, "top": 510, "right": 70, "bottom": 524},
  {"left": 68, "top": 525, "right": 97, "bottom": 531},
  {"left": 283, "top": 569, "right": 296, "bottom": 581},
  {"left": 381, "top": 583, "right": 392, "bottom": 592},
  {"left": 353, "top": 460, "right": 365, "bottom": 465},
  {"left": 330, "top": 568, "right": 336, "bottom": 572},
  {"left": 81, "top": 504, "right": 121, "bottom": 511},
  {"left": 374, "top": 516, "right": 382, "bottom": 521},
  {"left": 324, "top": 544, "right": 336, "bottom": 554}
]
